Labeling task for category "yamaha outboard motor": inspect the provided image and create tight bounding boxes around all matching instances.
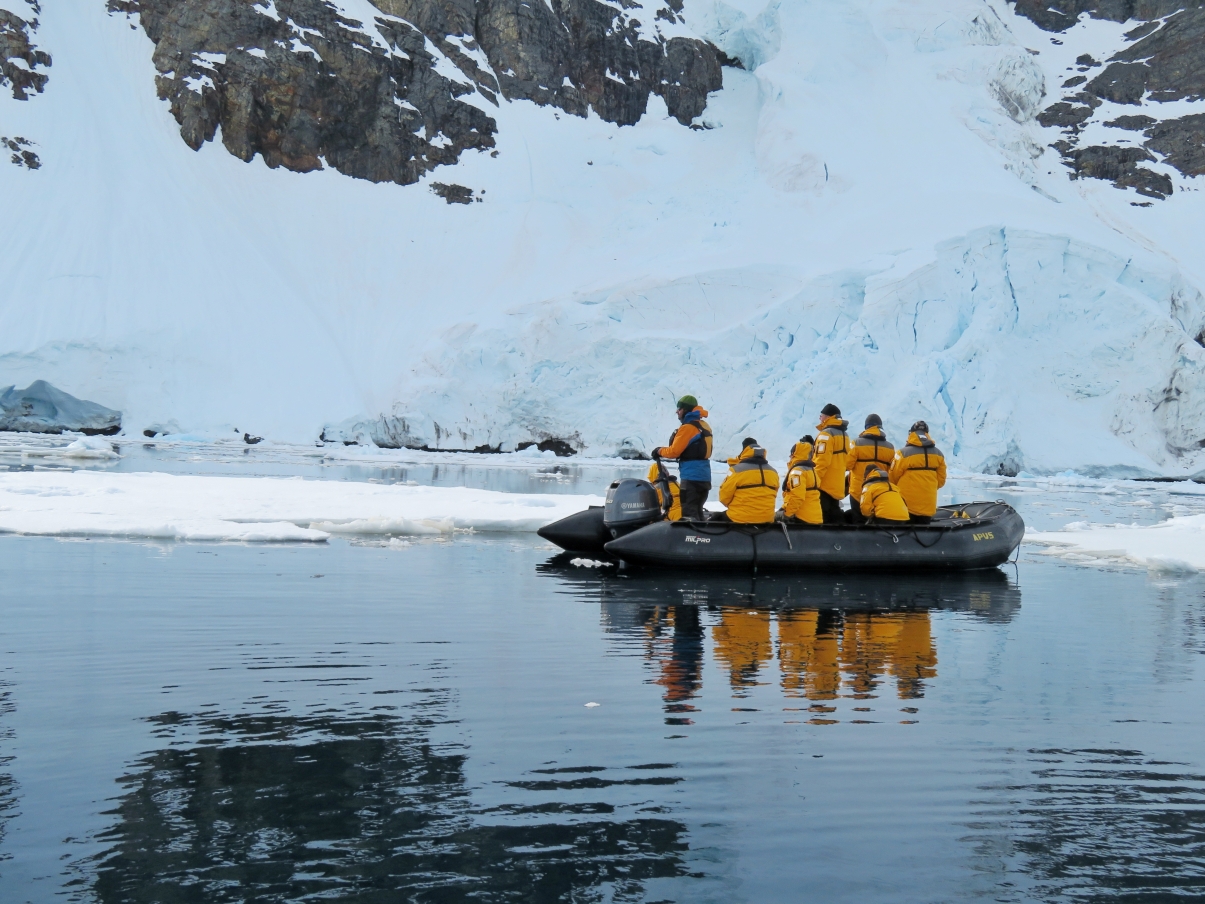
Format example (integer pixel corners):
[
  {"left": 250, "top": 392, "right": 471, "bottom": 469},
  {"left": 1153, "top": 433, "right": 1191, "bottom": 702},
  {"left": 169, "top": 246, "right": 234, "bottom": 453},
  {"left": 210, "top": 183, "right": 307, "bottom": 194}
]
[{"left": 603, "top": 478, "right": 662, "bottom": 539}]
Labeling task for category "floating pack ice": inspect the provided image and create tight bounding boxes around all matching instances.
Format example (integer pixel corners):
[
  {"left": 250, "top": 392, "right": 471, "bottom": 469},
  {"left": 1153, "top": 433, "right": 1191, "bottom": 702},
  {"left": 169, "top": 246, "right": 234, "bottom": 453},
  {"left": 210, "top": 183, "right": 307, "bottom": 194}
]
[{"left": 0, "top": 381, "right": 121, "bottom": 436}]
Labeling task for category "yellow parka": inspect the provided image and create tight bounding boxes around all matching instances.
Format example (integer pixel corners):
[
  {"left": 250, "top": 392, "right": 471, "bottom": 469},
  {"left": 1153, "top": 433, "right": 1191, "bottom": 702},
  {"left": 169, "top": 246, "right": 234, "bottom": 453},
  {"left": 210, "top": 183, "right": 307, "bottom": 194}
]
[
  {"left": 718, "top": 445, "right": 779, "bottom": 523},
  {"left": 848, "top": 426, "right": 895, "bottom": 503},
  {"left": 889, "top": 432, "right": 947, "bottom": 517},
  {"left": 647, "top": 463, "right": 682, "bottom": 521},
  {"left": 813, "top": 416, "right": 851, "bottom": 500},
  {"left": 782, "top": 440, "right": 822, "bottom": 524},
  {"left": 860, "top": 468, "right": 910, "bottom": 522}
]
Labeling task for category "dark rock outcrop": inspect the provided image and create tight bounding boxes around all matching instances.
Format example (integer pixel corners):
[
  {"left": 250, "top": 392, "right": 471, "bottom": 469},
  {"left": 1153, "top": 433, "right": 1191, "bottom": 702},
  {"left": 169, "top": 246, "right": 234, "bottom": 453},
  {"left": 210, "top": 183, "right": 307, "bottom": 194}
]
[
  {"left": 1012, "top": 0, "right": 1202, "bottom": 32},
  {"left": 1013, "top": 1, "right": 1205, "bottom": 199},
  {"left": 0, "top": 380, "right": 122, "bottom": 435},
  {"left": 0, "top": 5, "right": 50, "bottom": 100},
  {"left": 108, "top": 0, "right": 724, "bottom": 187},
  {"left": 2, "top": 135, "right": 40, "bottom": 169},
  {"left": 431, "top": 181, "right": 477, "bottom": 203}
]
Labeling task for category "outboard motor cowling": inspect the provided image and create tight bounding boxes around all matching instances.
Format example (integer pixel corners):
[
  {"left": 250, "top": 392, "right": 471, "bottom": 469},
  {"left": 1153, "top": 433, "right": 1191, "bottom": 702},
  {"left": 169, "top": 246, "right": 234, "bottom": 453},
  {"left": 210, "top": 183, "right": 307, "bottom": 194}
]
[{"left": 603, "top": 478, "right": 662, "bottom": 538}]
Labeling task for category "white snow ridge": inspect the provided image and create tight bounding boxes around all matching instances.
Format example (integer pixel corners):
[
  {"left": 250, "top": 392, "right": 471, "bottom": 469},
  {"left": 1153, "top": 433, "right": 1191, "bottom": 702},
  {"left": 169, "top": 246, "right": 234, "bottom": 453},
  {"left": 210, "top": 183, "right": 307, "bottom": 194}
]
[
  {"left": 0, "top": 471, "right": 602, "bottom": 542},
  {"left": 1, "top": 0, "right": 1204, "bottom": 477}
]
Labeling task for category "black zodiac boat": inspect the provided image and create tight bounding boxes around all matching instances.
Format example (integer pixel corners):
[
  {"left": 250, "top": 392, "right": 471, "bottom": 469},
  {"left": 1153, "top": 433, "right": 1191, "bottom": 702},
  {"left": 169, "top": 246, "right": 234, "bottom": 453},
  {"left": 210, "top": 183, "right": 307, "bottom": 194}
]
[{"left": 537, "top": 478, "right": 1024, "bottom": 572}]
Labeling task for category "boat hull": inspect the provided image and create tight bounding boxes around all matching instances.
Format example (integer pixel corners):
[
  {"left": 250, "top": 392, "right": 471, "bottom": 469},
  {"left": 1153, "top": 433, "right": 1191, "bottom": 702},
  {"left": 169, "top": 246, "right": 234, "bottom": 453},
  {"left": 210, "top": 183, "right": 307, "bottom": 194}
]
[
  {"left": 539, "top": 502, "right": 1024, "bottom": 572},
  {"left": 535, "top": 505, "right": 611, "bottom": 553}
]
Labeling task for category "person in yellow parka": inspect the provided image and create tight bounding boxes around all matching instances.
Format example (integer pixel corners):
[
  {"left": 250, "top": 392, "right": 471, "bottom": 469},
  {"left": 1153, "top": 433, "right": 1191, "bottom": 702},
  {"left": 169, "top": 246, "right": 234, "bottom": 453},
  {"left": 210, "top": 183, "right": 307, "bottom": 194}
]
[
  {"left": 859, "top": 465, "right": 910, "bottom": 524},
  {"left": 812, "top": 403, "right": 851, "bottom": 524},
  {"left": 717, "top": 441, "right": 779, "bottom": 523},
  {"left": 847, "top": 414, "right": 895, "bottom": 524},
  {"left": 647, "top": 461, "right": 682, "bottom": 521},
  {"left": 780, "top": 436, "right": 822, "bottom": 525},
  {"left": 888, "top": 420, "right": 947, "bottom": 523}
]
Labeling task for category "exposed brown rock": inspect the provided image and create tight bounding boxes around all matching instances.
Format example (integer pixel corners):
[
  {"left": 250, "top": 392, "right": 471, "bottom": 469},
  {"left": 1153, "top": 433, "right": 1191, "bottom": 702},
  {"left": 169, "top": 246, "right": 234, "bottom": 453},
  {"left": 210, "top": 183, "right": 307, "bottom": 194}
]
[
  {"left": 1062, "top": 144, "right": 1172, "bottom": 198},
  {"left": 1012, "top": 0, "right": 1203, "bottom": 33},
  {"left": 1014, "top": 1, "right": 1205, "bottom": 198},
  {"left": 1144, "top": 112, "right": 1205, "bottom": 176},
  {"left": 431, "top": 181, "right": 476, "bottom": 203},
  {"left": 0, "top": 7, "right": 51, "bottom": 100},
  {"left": 108, "top": 0, "right": 724, "bottom": 187},
  {"left": 2, "top": 135, "right": 40, "bottom": 169}
]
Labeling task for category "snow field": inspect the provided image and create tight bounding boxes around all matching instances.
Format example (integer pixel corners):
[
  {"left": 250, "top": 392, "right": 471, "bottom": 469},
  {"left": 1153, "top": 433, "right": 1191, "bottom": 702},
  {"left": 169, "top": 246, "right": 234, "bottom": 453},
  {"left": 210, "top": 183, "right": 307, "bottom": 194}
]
[{"left": 0, "top": 471, "right": 603, "bottom": 542}]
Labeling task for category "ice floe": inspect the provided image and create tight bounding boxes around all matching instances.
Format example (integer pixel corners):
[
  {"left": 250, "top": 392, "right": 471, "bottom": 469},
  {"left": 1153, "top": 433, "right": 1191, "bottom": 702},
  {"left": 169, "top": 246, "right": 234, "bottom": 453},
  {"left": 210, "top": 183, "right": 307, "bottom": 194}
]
[
  {"left": 1026, "top": 515, "right": 1205, "bottom": 573},
  {"left": 0, "top": 471, "right": 601, "bottom": 543}
]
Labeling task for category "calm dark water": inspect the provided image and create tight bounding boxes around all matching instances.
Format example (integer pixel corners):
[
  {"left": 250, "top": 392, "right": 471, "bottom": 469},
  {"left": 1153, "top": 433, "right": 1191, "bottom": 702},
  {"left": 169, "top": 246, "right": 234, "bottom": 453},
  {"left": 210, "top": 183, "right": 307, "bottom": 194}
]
[{"left": 1, "top": 536, "right": 1204, "bottom": 903}]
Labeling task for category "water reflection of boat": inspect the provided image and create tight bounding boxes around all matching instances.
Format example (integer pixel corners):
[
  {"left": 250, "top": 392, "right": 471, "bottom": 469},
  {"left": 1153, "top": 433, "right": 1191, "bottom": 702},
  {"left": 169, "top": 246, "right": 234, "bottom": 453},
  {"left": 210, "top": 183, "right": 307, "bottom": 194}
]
[
  {"left": 539, "top": 561, "right": 1020, "bottom": 709},
  {"left": 540, "top": 556, "right": 1021, "bottom": 618}
]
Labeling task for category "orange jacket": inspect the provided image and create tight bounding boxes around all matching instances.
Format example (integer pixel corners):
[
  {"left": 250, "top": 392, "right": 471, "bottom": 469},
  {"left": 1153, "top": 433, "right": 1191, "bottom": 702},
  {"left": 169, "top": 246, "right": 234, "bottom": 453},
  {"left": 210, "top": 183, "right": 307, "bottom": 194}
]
[
  {"left": 654, "top": 408, "right": 713, "bottom": 484},
  {"left": 813, "top": 415, "right": 851, "bottom": 499}
]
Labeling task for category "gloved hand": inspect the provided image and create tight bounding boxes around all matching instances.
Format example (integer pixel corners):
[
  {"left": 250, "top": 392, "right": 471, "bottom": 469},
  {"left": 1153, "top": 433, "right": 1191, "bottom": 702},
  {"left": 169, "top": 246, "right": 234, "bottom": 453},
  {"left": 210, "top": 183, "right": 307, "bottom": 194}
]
[{"left": 651, "top": 448, "right": 662, "bottom": 461}]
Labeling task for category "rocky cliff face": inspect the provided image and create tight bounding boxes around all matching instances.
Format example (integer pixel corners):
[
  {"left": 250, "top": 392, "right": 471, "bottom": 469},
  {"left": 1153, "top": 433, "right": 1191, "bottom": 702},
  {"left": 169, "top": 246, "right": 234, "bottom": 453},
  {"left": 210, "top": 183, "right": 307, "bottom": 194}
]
[
  {"left": 0, "top": 3, "right": 49, "bottom": 101},
  {"left": 1014, "top": 0, "right": 1205, "bottom": 199},
  {"left": 107, "top": 0, "right": 724, "bottom": 188},
  {"left": 1, "top": 2, "right": 47, "bottom": 168}
]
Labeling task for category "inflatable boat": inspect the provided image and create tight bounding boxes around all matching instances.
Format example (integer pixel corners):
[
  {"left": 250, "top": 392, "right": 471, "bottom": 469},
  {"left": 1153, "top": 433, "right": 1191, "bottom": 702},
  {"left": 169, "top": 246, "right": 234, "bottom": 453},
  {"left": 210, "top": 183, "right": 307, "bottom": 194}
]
[{"left": 537, "top": 478, "right": 1024, "bottom": 572}]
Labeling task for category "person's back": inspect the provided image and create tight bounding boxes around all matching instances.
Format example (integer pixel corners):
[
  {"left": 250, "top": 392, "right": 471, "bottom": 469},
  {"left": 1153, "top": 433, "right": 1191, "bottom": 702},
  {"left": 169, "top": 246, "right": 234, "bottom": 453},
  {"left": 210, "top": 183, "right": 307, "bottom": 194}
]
[
  {"left": 653, "top": 395, "right": 713, "bottom": 520},
  {"left": 859, "top": 466, "right": 910, "bottom": 524},
  {"left": 888, "top": 420, "right": 947, "bottom": 522},
  {"left": 781, "top": 437, "right": 822, "bottom": 525},
  {"left": 812, "top": 403, "right": 851, "bottom": 524},
  {"left": 647, "top": 463, "right": 682, "bottom": 521},
  {"left": 718, "top": 443, "right": 779, "bottom": 523},
  {"left": 848, "top": 415, "right": 895, "bottom": 518}
]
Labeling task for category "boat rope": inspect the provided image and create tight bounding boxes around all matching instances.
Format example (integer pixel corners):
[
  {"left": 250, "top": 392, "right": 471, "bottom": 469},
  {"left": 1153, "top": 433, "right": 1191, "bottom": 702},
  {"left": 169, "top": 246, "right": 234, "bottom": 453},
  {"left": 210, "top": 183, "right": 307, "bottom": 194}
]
[
  {"left": 780, "top": 520, "right": 793, "bottom": 550},
  {"left": 911, "top": 525, "right": 951, "bottom": 549}
]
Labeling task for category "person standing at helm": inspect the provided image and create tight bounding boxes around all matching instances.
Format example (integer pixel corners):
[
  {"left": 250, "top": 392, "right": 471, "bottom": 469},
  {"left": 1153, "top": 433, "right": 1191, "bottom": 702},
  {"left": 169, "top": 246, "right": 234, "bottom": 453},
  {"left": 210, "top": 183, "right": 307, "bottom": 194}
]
[
  {"left": 859, "top": 465, "right": 910, "bottom": 524},
  {"left": 847, "top": 414, "right": 895, "bottom": 524},
  {"left": 889, "top": 420, "right": 947, "bottom": 523},
  {"left": 780, "top": 436, "right": 822, "bottom": 525},
  {"left": 717, "top": 441, "right": 779, "bottom": 523},
  {"left": 652, "top": 395, "right": 713, "bottom": 521},
  {"left": 812, "top": 403, "right": 851, "bottom": 524}
]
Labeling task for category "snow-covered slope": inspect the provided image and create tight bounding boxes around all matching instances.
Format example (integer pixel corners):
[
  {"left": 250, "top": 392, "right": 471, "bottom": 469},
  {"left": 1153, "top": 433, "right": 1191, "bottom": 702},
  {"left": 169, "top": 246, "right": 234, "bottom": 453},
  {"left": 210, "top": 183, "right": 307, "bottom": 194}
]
[{"left": 1, "top": 0, "right": 1203, "bottom": 475}]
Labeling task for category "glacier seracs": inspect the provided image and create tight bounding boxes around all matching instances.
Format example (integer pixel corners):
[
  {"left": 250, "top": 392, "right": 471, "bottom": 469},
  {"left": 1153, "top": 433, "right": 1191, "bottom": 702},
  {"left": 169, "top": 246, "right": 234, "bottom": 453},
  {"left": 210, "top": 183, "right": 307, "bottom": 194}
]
[{"left": 332, "top": 227, "right": 1205, "bottom": 478}]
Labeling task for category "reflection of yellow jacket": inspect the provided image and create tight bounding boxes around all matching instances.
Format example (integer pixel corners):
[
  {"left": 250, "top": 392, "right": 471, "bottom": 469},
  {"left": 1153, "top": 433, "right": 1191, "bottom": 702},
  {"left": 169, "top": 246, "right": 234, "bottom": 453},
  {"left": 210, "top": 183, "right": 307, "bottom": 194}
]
[
  {"left": 859, "top": 469, "right": 910, "bottom": 522},
  {"left": 713, "top": 607, "right": 773, "bottom": 690},
  {"left": 782, "top": 441, "right": 822, "bottom": 524},
  {"left": 848, "top": 427, "right": 895, "bottom": 502},
  {"left": 718, "top": 445, "right": 779, "bottom": 523},
  {"left": 646, "top": 464, "right": 681, "bottom": 520},
  {"left": 889, "top": 432, "right": 947, "bottom": 517},
  {"left": 813, "top": 416, "right": 851, "bottom": 499}
]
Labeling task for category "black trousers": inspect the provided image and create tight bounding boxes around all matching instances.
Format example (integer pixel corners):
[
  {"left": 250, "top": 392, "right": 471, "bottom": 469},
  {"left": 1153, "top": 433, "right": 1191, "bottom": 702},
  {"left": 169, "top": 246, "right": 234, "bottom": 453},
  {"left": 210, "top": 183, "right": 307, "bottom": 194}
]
[
  {"left": 819, "top": 491, "right": 845, "bottom": 525},
  {"left": 847, "top": 497, "right": 867, "bottom": 524},
  {"left": 909, "top": 513, "right": 932, "bottom": 524},
  {"left": 679, "top": 481, "right": 711, "bottom": 521}
]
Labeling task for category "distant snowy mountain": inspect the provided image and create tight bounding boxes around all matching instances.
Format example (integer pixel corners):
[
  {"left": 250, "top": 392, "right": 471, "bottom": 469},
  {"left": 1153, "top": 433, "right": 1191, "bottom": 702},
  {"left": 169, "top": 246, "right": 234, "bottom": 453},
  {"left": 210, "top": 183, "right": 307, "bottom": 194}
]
[{"left": 1, "top": 0, "right": 1203, "bottom": 476}]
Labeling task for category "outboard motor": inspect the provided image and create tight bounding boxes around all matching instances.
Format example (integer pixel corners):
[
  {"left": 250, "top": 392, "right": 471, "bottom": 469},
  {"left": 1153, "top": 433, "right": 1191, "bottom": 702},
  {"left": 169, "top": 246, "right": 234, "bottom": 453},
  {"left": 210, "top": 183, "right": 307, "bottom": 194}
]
[{"left": 603, "top": 478, "right": 662, "bottom": 539}]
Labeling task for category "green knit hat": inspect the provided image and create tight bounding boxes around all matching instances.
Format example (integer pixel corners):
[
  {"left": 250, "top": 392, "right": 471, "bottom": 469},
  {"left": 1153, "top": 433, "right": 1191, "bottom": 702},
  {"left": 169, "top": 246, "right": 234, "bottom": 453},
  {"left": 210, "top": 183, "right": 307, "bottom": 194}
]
[{"left": 676, "top": 395, "right": 698, "bottom": 410}]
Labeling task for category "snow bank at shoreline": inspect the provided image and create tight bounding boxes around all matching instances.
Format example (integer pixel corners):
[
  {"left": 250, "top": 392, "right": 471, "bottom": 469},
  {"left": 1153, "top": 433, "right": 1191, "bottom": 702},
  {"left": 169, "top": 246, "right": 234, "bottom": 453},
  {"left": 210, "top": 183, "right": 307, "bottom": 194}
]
[
  {"left": 1026, "top": 516, "right": 1205, "bottom": 573},
  {"left": 0, "top": 471, "right": 602, "bottom": 543}
]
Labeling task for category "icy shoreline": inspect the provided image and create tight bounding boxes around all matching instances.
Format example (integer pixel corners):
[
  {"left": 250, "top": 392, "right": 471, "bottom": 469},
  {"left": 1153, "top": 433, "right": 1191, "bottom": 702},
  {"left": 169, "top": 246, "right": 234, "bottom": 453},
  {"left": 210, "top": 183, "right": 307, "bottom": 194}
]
[
  {"left": 0, "top": 471, "right": 603, "bottom": 543},
  {"left": 1026, "top": 517, "right": 1205, "bottom": 574}
]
